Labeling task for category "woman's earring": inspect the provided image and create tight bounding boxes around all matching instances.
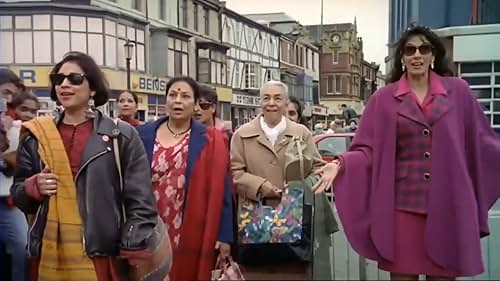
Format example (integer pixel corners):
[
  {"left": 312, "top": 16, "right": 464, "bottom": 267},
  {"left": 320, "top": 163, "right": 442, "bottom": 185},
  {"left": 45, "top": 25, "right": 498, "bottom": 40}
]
[
  {"left": 86, "top": 96, "right": 96, "bottom": 119},
  {"left": 431, "top": 61, "right": 435, "bottom": 69},
  {"left": 402, "top": 63, "right": 406, "bottom": 72}
]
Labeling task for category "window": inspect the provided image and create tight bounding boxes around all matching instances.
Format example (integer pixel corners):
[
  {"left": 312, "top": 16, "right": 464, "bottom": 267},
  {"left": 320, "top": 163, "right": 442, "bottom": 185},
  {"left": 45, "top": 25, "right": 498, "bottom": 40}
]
[
  {"left": 167, "top": 38, "right": 189, "bottom": 77},
  {"left": 317, "top": 137, "right": 349, "bottom": 157},
  {"left": 244, "top": 63, "right": 258, "bottom": 89},
  {"left": 159, "top": 0, "right": 166, "bottom": 20},
  {"left": 203, "top": 8, "right": 210, "bottom": 36},
  {"left": 459, "top": 62, "right": 498, "bottom": 129},
  {"left": 181, "top": 0, "right": 188, "bottom": 28},
  {"left": 133, "top": 0, "right": 144, "bottom": 12},
  {"left": 197, "top": 49, "right": 226, "bottom": 85},
  {"left": 333, "top": 49, "right": 339, "bottom": 64},
  {"left": 327, "top": 75, "right": 341, "bottom": 94},
  {"left": 193, "top": 3, "right": 199, "bottom": 32}
]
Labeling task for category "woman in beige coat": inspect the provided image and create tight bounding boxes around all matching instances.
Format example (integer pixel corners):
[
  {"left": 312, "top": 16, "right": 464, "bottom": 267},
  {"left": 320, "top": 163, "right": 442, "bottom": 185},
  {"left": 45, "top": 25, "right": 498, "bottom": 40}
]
[{"left": 230, "top": 81, "right": 338, "bottom": 280}]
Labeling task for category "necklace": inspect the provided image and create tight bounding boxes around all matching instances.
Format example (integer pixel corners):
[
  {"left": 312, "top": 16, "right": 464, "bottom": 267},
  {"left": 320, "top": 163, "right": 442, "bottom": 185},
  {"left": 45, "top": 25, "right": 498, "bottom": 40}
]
[{"left": 166, "top": 122, "right": 191, "bottom": 138}]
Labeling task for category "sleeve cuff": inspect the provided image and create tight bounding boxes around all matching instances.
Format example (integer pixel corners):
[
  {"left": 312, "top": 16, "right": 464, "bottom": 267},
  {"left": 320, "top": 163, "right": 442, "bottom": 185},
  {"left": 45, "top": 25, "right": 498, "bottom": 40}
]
[{"left": 25, "top": 175, "right": 43, "bottom": 201}]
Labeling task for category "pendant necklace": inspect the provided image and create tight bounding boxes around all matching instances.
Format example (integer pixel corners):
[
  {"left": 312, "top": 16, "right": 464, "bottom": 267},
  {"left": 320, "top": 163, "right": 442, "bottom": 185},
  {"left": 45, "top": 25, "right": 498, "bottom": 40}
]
[{"left": 166, "top": 122, "right": 191, "bottom": 138}]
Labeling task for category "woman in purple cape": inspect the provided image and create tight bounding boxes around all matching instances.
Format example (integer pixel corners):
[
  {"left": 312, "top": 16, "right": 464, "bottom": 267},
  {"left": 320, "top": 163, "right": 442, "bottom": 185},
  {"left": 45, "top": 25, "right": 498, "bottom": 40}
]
[{"left": 313, "top": 25, "right": 500, "bottom": 280}]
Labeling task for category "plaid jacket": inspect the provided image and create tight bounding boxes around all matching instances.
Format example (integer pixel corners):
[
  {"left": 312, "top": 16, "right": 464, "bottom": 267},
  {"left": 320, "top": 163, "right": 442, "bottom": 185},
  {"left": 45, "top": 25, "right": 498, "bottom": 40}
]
[{"left": 395, "top": 90, "right": 450, "bottom": 214}]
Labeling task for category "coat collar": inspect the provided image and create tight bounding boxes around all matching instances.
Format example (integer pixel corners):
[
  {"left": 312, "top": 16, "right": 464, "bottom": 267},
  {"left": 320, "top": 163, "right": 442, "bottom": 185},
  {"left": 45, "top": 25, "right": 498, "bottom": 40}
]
[
  {"left": 238, "top": 115, "right": 303, "bottom": 157},
  {"left": 394, "top": 72, "right": 453, "bottom": 127}
]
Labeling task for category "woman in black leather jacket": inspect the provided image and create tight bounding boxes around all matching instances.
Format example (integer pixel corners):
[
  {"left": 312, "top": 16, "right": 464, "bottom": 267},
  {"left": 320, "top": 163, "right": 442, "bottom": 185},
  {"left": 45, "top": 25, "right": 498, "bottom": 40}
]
[{"left": 11, "top": 52, "right": 159, "bottom": 281}]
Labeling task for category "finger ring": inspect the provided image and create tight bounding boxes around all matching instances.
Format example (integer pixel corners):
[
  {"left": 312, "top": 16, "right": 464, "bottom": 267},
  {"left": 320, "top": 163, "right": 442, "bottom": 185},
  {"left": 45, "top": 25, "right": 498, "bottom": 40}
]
[{"left": 46, "top": 179, "right": 54, "bottom": 184}]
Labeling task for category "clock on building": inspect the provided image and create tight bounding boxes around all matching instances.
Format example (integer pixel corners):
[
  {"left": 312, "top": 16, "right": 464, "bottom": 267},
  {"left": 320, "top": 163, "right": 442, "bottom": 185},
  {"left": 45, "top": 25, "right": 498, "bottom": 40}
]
[{"left": 331, "top": 34, "right": 341, "bottom": 44}]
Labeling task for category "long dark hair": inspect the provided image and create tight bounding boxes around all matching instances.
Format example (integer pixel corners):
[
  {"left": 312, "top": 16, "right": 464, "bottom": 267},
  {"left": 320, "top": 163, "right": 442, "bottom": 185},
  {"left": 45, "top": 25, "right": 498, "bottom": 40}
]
[
  {"left": 288, "top": 96, "right": 309, "bottom": 128},
  {"left": 388, "top": 25, "right": 455, "bottom": 83}
]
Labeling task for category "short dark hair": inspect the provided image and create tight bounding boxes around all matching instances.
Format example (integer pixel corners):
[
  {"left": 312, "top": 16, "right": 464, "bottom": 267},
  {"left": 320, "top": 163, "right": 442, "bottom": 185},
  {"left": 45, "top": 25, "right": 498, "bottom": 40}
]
[
  {"left": 0, "top": 69, "right": 26, "bottom": 91},
  {"left": 50, "top": 52, "right": 109, "bottom": 107},
  {"left": 119, "top": 90, "right": 139, "bottom": 104},
  {"left": 198, "top": 84, "right": 218, "bottom": 105},
  {"left": 10, "top": 90, "right": 40, "bottom": 109},
  {"left": 165, "top": 76, "right": 200, "bottom": 102},
  {"left": 341, "top": 104, "right": 347, "bottom": 108},
  {"left": 388, "top": 24, "right": 455, "bottom": 83}
]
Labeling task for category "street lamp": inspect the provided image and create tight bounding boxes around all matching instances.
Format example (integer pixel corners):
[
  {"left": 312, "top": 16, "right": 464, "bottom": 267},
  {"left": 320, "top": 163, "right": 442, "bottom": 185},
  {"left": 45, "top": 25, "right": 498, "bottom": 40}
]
[{"left": 123, "top": 40, "right": 135, "bottom": 90}]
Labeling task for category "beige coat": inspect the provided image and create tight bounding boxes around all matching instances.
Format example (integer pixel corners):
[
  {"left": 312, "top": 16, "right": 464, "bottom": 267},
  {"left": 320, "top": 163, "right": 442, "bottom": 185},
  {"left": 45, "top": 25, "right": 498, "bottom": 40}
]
[{"left": 230, "top": 116, "right": 325, "bottom": 200}]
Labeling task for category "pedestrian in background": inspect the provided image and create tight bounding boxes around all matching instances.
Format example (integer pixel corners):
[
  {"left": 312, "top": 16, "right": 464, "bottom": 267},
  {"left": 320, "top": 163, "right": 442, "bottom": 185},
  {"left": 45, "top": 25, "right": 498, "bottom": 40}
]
[
  {"left": 0, "top": 70, "right": 29, "bottom": 281},
  {"left": 286, "top": 96, "right": 310, "bottom": 129},
  {"left": 117, "top": 90, "right": 142, "bottom": 127},
  {"left": 316, "top": 25, "right": 500, "bottom": 280},
  {"left": 312, "top": 122, "right": 325, "bottom": 136},
  {"left": 11, "top": 52, "right": 159, "bottom": 281},
  {"left": 137, "top": 76, "right": 233, "bottom": 281},
  {"left": 195, "top": 84, "right": 233, "bottom": 141}
]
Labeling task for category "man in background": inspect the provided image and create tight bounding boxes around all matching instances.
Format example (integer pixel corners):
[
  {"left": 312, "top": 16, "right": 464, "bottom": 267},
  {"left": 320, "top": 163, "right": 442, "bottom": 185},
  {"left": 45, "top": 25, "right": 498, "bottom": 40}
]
[{"left": 341, "top": 104, "right": 357, "bottom": 124}]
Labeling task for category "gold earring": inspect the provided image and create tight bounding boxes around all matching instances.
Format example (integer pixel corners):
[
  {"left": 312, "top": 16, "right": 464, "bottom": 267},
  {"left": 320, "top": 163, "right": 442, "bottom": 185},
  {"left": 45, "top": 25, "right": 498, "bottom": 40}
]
[
  {"left": 86, "top": 96, "right": 96, "bottom": 119},
  {"left": 431, "top": 61, "right": 435, "bottom": 69}
]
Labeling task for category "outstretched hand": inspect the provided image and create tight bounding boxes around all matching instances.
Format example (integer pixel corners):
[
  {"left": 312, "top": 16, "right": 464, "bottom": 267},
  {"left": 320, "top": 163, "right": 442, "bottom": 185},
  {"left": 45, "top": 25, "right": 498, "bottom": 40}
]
[{"left": 312, "top": 161, "right": 340, "bottom": 194}]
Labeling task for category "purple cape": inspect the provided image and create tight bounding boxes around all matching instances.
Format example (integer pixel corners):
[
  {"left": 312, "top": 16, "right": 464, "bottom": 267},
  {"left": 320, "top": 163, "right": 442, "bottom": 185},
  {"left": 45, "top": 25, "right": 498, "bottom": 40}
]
[{"left": 335, "top": 76, "right": 500, "bottom": 276}]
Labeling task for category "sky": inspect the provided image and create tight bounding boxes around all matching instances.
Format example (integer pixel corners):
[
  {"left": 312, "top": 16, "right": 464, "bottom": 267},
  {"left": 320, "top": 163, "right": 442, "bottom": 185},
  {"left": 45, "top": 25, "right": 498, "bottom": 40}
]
[{"left": 224, "top": 0, "right": 389, "bottom": 72}]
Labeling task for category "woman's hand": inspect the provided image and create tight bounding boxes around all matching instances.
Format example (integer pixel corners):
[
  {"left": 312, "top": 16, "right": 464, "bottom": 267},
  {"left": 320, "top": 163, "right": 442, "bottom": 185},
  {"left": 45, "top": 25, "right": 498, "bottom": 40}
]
[
  {"left": 312, "top": 161, "right": 341, "bottom": 194},
  {"left": 215, "top": 241, "right": 231, "bottom": 258},
  {"left": 36, "top": 166, "right": 59, "bottom": 196}
]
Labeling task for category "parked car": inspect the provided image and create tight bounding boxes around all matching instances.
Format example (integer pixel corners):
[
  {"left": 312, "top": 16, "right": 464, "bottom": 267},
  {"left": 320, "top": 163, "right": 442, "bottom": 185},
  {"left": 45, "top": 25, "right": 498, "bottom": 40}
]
[{"left": 314, "top": 133, "right": 355, "bottom": 162}]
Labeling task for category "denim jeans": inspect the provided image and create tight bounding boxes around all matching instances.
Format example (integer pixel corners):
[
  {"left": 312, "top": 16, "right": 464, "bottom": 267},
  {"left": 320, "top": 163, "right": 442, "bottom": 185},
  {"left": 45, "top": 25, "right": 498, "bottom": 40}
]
[{"left": 0, "top": 198, "right": 28, "bottom": 281}]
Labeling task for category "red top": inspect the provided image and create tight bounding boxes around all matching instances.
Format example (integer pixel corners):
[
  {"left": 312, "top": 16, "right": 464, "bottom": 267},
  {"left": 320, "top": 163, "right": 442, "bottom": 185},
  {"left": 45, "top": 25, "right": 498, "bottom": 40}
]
[
  {"left": 151, "top": 133, "right": 190, "bottom": 252},
  {"left": 119, "top": 115, "right": 142, "bottom": 128}
]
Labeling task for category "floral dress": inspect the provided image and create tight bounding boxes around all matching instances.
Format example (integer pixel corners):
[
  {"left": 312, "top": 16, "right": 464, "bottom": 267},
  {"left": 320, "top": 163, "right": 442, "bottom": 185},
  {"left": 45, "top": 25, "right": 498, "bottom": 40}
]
[{"left": 151, "top": 134, "right": 190, "bottom": 249}]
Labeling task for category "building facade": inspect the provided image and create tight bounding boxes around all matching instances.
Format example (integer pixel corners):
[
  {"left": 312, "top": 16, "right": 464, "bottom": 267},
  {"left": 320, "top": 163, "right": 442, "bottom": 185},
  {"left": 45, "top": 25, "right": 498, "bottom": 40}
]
[
  {"left": 245, "top": 13, "right": 320, "bottom": 120},
  {"left": 361, "top": 60, "right": 380, "bottom": 102},
  {"left": 434, "top": 24, "right": 500, "bottom": 135},
  {"left": 221, "top": 8, "right": 280, "bottom": 129},
  {"left": 305, "top": 23, "right": 365, "bottom": 120}
]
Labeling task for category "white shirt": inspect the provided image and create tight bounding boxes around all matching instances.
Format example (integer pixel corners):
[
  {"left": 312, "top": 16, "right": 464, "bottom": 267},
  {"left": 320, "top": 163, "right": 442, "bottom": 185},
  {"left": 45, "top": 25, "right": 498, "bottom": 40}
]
[
  {"left": 0, "top": 120, "right": 21, "bottom": 196},
  {"left": 260, "top": 116, "right": 287, "bottom": 146}
]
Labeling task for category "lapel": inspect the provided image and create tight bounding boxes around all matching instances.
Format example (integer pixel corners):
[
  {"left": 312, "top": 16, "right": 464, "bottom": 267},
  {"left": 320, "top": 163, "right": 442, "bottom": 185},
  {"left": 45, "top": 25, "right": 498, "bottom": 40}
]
[
  {"left": 138, "top": 116, "right": 168, "bottom": 165},
  {"left": 242, "top": 117, "right": 278, "bottom": 158},
  {"left": 427, "top": 78, "right": 453, "bottom": 126},
  {"left": 76, "top": 112, "right": 118, "bottom": 176},
  {"left": 274, "top": 119, "right": 297, "bottom": 153},
  {"left": 184, "top": 120, "right": 207, "bottom": 192},
  {"left": 396, "top": 93, "right": 428, "bottom": 127}
]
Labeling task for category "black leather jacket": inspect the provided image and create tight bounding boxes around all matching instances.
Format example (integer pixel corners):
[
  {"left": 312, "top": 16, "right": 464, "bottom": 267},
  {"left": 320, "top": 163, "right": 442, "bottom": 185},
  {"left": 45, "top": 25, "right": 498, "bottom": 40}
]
[{"left": 11, "top": 111, "right": 158, "bottom": 257}]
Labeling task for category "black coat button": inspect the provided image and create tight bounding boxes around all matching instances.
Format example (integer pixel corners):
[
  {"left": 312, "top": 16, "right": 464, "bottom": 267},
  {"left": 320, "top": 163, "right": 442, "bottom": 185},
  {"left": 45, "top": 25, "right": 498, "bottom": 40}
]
[
  {"left": 424, "top": 173, "right": 431, "bottom": 180},
  {"left": 422, "top": 129, "right": 430, "bottom": 136},
  {"left": 424, "top": 152, "right": 431, "bottom": 158}
]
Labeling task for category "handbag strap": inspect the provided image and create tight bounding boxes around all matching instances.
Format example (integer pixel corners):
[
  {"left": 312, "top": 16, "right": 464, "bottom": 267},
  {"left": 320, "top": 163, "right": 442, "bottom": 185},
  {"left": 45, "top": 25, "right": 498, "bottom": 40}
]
[
  {"left": 295, "top": 136, "right": 305, "bottom": 180},
  {"left": 112, "top": 118, "right": 126, "bottom": 222}
]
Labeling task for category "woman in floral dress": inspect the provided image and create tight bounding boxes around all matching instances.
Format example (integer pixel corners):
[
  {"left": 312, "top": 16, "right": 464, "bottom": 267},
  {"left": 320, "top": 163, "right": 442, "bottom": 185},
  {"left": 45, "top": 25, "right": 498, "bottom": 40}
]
[{"left": 137, "top": 76, "right": 233, "bottom": 281}]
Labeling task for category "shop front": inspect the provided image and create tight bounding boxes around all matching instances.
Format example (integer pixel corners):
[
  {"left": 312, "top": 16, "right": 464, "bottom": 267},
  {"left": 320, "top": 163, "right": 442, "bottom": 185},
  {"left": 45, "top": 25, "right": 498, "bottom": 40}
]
[
  {"left": 215, "top": 86, "right": 233, "bottom": 129},
  {"left": 231, "top": 91, "right": 260, "bottom": 130},
  {"left": 311, "top": 105, "right": 329, "bottom": 127},
  {"left": 3, "top": 66, "right": 168, "bottom": 121}
]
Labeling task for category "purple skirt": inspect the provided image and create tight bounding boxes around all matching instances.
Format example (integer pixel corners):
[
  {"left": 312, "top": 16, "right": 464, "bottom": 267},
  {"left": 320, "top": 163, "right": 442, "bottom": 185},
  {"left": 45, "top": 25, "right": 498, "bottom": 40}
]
[{"left": 378, "top": 210, "right": 458, "bottom": 277}]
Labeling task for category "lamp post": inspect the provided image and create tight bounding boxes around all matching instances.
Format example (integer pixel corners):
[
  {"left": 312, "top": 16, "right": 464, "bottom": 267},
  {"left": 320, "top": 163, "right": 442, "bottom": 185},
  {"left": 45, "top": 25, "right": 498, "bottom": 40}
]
[{"left": 123, "top": 40, "right": 135, "bottom": 90}]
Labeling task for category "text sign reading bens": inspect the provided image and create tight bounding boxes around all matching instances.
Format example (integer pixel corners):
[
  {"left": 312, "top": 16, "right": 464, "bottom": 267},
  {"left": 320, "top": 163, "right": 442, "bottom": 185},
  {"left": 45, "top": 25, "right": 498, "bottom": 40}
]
[
  {"left": 232, "top": 94, "right": 260, "bottom": 107},
  {"left": 137, "top": 77, "right": 168, "bottom": 94}
]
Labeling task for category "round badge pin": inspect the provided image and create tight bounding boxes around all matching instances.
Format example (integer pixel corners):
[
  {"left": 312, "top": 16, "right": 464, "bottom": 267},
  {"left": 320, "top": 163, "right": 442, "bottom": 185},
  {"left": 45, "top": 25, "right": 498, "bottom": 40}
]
[{"left": 102, "top": 135, "right": 110, "bottom": 142}]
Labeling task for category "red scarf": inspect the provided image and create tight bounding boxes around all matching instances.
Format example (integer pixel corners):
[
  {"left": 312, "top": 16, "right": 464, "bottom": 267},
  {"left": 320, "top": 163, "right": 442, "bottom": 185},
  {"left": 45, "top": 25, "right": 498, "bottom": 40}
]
[
  {"left": 119, "top": 115, "right": 141, "bottom": 127},
  {"left": 169, "top": 128, "right": 228, "bottom": 281}
]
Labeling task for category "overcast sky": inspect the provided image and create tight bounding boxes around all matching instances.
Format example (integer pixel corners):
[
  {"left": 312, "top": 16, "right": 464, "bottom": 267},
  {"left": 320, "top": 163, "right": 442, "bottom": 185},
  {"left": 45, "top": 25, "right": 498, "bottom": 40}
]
[{"left": 224, "top": 0, "right": 389, "bottom": 72}]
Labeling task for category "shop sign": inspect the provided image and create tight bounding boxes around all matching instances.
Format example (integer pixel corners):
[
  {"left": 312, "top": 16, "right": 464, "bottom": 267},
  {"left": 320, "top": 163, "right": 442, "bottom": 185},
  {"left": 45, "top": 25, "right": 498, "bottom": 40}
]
[
  {"left": 135, "top": 76, "right": 168, "bottom": 94},
  {"left": 3, "top": 66, "right": 52, "bottom": 88},
  {"left": 232, "top": 94, "right": 260, "bottom": 107},
  {"left": 103, "top": 69, "right": 168, "bottom": 96},
  {"left": 312, "top": 105, "right": 328, "bottom": 116}
]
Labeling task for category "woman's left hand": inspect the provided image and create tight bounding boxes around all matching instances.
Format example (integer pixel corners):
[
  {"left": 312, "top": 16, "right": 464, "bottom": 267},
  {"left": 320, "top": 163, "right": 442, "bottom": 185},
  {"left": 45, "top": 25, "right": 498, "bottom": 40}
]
[
  {"left": 215, "top": 241, "right": 231, "bottom": 258},
  {"left": 313, "top": 162, "right": 340, "bottom": 194}
]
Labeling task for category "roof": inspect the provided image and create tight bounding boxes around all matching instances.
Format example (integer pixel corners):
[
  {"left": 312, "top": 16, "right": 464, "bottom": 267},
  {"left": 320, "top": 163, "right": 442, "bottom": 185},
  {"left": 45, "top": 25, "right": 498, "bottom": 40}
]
[
  {"left": 244, "top": 12, "right": 298, "bottom": 24},
  {"left": 222, "top": 8, "right": 282, "bottom": 36}
]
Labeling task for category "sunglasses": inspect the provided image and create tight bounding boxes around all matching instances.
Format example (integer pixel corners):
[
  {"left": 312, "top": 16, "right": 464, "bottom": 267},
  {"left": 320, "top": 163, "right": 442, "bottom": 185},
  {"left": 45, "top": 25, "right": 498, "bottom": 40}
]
[
  {"left": 198, "top": 102, "right": 213, "bottom": 110},
  {"left": 403, "top": 44, "right": 434, "bottom": 56},
  {"left": 50, "top": 73, "right": 87, "bottom": 86}
]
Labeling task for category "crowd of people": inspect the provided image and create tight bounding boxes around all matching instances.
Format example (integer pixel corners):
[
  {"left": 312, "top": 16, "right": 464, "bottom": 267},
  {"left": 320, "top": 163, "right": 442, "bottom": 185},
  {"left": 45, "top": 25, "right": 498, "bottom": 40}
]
[{"left": 1, "top": 25, "right": 500, "bottom": 281}]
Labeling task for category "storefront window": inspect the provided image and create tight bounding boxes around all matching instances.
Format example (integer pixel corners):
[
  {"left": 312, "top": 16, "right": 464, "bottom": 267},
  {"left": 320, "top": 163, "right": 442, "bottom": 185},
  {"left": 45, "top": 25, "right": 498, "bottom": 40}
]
[{"left": 0, "top": 14, "right": 145, "bottom": 71}]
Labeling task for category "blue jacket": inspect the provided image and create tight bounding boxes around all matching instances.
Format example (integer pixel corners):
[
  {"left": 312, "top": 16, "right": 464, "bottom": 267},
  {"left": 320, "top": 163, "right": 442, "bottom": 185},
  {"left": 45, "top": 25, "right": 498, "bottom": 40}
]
[{"left": 137, "top": 117, "right": 234, "bottom": 243}]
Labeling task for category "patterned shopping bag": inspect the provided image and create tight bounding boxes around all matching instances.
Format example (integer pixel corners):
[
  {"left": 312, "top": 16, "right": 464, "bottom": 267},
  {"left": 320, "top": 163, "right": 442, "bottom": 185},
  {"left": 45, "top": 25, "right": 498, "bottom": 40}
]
[
  {"left": 237, "top": 186, "right": 304, "bottom": 244},
  {"left": 211, "top": 256, "right": 245, "bottom": 280}
]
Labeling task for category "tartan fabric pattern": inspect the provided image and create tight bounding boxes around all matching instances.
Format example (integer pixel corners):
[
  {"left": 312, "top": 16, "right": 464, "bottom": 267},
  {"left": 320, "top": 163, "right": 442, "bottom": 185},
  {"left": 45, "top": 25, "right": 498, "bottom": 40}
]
[{"left": 395, "top": 93, "right": 451, "bottom": 214}]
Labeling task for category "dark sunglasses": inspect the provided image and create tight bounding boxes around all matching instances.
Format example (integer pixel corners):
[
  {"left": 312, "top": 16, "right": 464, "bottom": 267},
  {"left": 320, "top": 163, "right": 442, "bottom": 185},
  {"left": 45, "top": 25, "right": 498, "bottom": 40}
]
[
  {"left": 403, "top": 44, "right": 433, "bottom": 56},
  {"left": 198, "top": 102, "right": 213, "bottom": 110},
  {"left": 50, "top": 73, "right": 87, "bottom": 86}
]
